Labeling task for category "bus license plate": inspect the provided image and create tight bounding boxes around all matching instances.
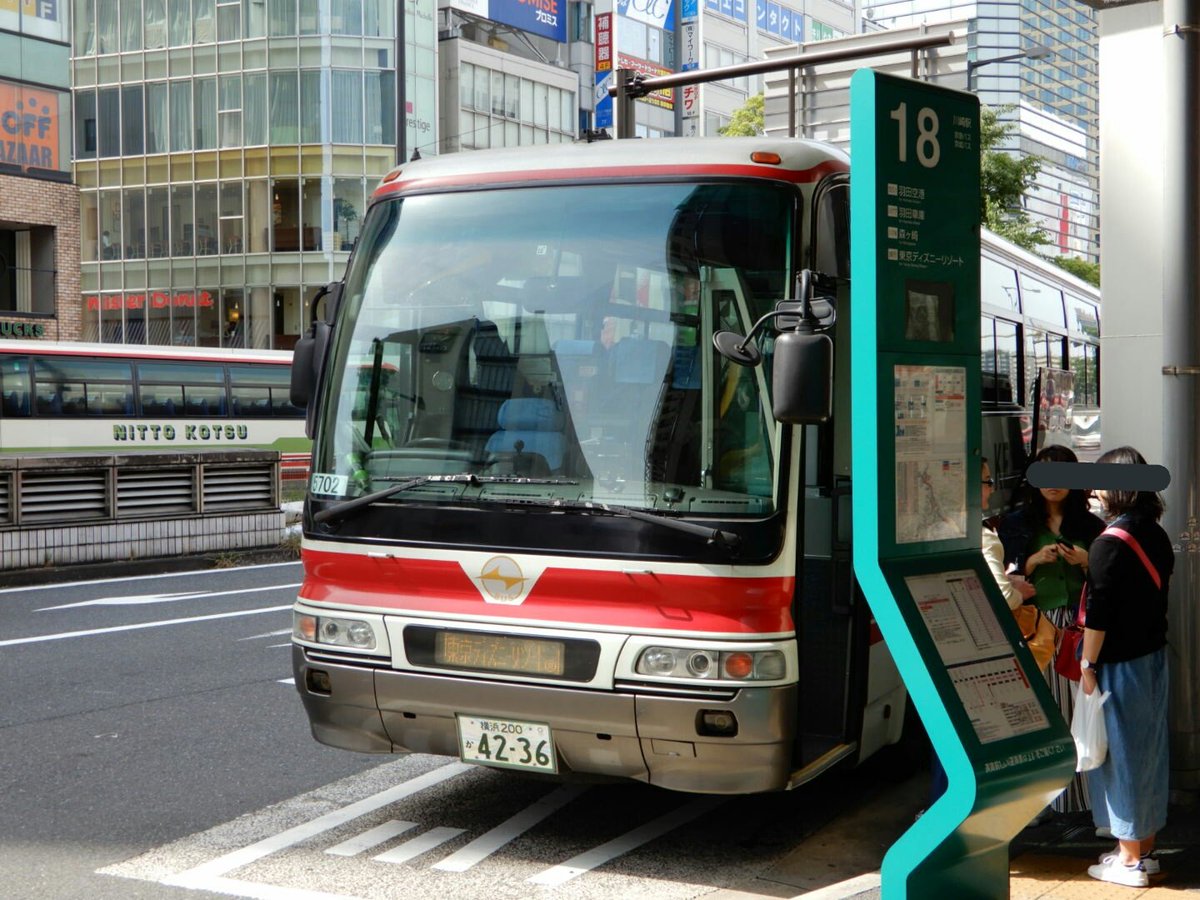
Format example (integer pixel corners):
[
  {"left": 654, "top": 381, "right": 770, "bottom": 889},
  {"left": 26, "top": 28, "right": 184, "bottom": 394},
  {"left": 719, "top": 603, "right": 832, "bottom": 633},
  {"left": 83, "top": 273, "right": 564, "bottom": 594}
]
[{"left": 456, "top": 715, "right": 557, "bottom": 774}]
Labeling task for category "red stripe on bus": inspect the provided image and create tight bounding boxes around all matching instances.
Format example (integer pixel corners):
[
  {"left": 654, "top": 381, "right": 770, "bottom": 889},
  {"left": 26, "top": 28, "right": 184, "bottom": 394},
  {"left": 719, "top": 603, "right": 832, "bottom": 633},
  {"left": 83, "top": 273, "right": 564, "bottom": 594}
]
[
  {"left": 372, "top": 160, "right": 848, "bottom": 201},
  {"left": 301, "top": 548, "right": 795, "bottom": 634}
]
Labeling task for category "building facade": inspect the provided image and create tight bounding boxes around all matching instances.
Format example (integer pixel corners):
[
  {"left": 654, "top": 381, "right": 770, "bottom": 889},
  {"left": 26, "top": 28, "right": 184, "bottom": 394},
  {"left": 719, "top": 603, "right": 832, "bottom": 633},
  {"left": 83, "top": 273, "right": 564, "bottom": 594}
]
[
  {"left": 593, "top": 0, "right": 855, "bottom": 138},
  {"left": 0, "top": 0, "right": 79, "bottom": 342},
  {"left": 862, "top": 0, "right": 1099, "bottom": 261},
  {"left": 71, "top": 0, "right": 407, "bottom": 349}
]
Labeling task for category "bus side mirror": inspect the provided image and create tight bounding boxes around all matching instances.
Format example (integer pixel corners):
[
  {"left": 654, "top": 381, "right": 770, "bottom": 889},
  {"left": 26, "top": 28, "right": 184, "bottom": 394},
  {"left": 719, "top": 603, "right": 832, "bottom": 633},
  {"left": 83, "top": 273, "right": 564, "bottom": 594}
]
[
  {"left": 289, "top": 282, "right": 342, "bottom": 437},
  {"left": 772, "top": 330, "right": 833, "bottom": 424}
]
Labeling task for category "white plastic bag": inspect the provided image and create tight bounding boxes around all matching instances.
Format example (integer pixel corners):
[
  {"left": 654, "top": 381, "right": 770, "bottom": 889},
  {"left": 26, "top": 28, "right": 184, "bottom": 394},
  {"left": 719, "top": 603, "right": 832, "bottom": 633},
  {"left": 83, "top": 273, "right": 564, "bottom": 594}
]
[{"left": 1072, "top": 686, "right": 1110, "bottom": 772}]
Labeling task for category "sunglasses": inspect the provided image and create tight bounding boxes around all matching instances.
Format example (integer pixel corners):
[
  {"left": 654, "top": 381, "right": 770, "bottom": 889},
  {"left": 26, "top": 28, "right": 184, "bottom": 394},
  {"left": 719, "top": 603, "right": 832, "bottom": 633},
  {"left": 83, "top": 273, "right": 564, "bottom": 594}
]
[{"left": 981, "top": 478, "right": 995, "bottom": 487}]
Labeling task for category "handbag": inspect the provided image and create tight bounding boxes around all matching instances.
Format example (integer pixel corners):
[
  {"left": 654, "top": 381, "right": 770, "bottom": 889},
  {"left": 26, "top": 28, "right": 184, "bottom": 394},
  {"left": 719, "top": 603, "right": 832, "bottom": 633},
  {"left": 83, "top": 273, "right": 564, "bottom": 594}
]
[
  {"left": 1014, "top": 603, "right": 1059, "bottom": 671},
  {"left": 1053, "top": 525, "right": 1163, "bottom": 682},
  {"left": 1054, "top": 598, "right": 1086, "bottom": 681}
]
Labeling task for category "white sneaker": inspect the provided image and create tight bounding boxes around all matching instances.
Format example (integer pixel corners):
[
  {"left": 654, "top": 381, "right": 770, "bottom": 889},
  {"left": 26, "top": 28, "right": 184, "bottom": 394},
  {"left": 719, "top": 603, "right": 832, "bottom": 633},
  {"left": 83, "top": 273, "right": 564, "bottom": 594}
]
[
  {"left": 1098, "top": 851, "right": 1161, "bottom": 877},
  {"left": 1088, "top": 856, "right": 1149, "bottom": 887}
]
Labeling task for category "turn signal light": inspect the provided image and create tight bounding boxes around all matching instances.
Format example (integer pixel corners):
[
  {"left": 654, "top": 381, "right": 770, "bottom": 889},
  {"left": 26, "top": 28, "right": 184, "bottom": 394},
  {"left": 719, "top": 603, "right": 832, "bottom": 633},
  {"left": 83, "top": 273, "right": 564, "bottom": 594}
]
[{"left": 750, "top": 151, "right": 782, "bottom": 165}]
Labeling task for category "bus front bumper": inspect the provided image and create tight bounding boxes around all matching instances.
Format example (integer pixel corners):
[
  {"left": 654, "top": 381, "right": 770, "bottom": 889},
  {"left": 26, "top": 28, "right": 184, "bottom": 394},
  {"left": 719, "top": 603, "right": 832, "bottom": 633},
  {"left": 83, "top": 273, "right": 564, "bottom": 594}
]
[{"left": 294, "top": 646, "right": 798, "bottom": 794}]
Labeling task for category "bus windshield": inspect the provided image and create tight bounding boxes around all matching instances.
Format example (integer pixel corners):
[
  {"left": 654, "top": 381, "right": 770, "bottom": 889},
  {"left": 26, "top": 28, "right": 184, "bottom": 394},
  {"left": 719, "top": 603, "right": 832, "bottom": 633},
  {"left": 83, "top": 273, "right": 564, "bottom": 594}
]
[{"left": 315, "top": 180, "right": 796, "bottom": 514}]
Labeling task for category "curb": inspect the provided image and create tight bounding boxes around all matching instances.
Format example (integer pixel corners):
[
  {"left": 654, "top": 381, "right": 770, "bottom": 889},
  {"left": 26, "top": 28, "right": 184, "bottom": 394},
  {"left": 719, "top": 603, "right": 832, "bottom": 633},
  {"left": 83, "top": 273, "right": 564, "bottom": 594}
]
[{"left": 0, "top": 546, "right": 300, "bottom": 590}]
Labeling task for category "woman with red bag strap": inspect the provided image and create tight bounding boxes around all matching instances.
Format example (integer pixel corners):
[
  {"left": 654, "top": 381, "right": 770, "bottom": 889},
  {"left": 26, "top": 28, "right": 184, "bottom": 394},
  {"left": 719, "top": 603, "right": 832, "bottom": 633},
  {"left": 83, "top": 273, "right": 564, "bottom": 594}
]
[{"left": 1082, "top": 447, "right": 1173, "bottom": 888}]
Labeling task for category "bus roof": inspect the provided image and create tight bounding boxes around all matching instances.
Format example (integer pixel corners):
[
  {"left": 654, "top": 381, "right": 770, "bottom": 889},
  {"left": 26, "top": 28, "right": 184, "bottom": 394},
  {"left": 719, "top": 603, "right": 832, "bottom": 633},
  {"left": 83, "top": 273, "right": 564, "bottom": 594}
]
[
  {"left": 0, "top": 339, "right": 293, "bottom": 365},
  {"left": 373, "top": 137, "right": 850, "bottom": 201}
]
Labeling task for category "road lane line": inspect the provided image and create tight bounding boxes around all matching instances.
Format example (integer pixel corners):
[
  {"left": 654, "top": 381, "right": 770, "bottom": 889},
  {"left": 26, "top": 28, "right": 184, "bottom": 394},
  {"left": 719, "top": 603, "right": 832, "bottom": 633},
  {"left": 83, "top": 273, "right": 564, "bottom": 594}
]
[
  {"left": 527, "top": 795, "right": 724, "bottom": 887},
  {"left": 0, "top": 560, "right": 301, "bottom": 593},
  {"left": 434, "top": 784, "right": 587, "bottom": 872},
  {"left": 162, "top": 763, "right": 471, "bottom": 886},
  {"left": 239, "top": 629, "right": 294, "bottom": 641},
  {"left": 373, "top": 826, "right": 466, "bottom": 864},
  {"left": 178, "top": 875, "right": 364, "bottom": 900},
  {"left": 39, "top": 583, "right": 301, "bottom": 611},
  {"left": 325, "top": 820, "right": 417, "bottom": 857},
  {"left": 0, "top": 605, "right": 292, "bottom": 647}
]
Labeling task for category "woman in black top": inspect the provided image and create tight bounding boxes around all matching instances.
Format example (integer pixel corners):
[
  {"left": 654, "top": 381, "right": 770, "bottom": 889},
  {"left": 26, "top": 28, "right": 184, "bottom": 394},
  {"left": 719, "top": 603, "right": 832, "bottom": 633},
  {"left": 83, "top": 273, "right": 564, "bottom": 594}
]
[{"left": 1083, "top": 446, "right": 1174, "bottom": 889}]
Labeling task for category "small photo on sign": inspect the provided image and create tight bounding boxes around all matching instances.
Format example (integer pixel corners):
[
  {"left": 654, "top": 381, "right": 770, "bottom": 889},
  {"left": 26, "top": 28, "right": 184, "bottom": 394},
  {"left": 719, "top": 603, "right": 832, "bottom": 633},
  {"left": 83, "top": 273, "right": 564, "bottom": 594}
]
[{"left": 904, "top": 279, "right": 955, "bottom": 342}]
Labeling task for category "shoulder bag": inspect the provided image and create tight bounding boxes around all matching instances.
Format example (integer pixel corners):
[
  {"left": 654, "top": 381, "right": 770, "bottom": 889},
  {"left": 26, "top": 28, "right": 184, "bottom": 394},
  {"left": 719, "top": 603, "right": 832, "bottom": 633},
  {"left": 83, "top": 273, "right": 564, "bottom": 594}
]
[
  {"left": 1015, "top": 603, "right": 1059, "bottom": 672},
  {"left": 1053, "top": 525, "right": 1162, "bottom": 681}
]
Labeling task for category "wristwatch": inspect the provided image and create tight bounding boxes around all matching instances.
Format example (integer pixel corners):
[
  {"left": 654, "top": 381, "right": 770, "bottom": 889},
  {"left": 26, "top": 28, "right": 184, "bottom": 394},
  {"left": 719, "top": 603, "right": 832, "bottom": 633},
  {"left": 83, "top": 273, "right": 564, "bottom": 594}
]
[{"left": 1081, "top": 658, "right": 1100, "bottom": 673}]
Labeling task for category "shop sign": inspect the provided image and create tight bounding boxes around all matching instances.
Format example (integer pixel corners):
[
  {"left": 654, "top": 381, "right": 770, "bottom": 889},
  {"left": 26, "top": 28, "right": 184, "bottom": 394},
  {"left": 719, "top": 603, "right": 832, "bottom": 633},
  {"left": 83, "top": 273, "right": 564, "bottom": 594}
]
[{"left": 85, "top": 291, "right": 216, "bottom": 311}]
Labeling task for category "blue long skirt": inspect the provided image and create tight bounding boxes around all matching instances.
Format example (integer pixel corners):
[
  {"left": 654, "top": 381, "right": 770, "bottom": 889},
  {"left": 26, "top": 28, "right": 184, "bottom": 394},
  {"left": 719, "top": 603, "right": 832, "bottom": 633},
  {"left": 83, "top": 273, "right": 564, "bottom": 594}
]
[{"left": 1086, "top": 647, "right": 1170, "bottom": 841}]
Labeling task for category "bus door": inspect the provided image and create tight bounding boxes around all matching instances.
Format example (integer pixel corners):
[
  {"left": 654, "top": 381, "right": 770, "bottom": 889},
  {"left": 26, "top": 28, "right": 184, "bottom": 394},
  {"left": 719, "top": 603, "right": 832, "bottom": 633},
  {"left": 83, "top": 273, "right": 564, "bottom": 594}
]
[{"left": 791, "top": 178, "right": 868, "bottom": 783}]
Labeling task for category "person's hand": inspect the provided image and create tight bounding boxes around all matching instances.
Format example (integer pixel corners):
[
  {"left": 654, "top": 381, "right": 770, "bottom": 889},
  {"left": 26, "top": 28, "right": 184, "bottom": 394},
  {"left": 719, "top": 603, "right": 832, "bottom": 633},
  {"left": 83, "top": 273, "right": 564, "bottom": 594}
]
[
  {"left": 1059, "top": 543, "right": 1089, "bottom": 567},
  {"left": 1028, "top": 544, "right": 1059, "bottom": 569},
  {"left": 1081, "top": 666, "right": 1098, "bottom": 695},
  {"left": 1013, "top": 578, "right": 1037, "bottom": 601}
]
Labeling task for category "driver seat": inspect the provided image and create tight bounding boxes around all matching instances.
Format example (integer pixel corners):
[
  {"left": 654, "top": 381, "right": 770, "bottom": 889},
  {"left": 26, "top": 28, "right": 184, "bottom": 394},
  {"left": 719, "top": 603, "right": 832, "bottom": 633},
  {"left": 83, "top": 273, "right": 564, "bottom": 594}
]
[{"left": 484, "top": 398, "right": 565, "bottom": 475}]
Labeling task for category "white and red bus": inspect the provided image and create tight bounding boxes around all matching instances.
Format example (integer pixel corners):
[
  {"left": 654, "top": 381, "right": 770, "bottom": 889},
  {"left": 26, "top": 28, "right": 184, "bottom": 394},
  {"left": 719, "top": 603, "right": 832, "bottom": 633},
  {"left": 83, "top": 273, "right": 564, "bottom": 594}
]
[
  {"left": 0, "top": 340, "right": 311, "bottom": 479},
  {"left": 288, "top": 138, "right": 1097, "bottom": 794}
]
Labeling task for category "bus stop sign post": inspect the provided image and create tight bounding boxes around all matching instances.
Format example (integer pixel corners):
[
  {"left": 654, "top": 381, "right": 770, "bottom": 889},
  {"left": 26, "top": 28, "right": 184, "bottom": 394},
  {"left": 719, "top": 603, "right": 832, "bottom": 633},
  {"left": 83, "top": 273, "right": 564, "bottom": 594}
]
[{"left": 848, "top": 69, "right": 1075, "bottom": 898}]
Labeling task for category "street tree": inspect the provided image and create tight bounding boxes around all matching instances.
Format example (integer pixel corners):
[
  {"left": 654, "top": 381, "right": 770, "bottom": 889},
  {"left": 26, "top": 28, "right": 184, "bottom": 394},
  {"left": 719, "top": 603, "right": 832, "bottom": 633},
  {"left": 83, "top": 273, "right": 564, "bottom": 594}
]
[
  {"left": 719, "top": 94, "right": 765, "bottom": 136},
  {"left": 980, "top": 106, "right": 1047, "bottom": 253}
]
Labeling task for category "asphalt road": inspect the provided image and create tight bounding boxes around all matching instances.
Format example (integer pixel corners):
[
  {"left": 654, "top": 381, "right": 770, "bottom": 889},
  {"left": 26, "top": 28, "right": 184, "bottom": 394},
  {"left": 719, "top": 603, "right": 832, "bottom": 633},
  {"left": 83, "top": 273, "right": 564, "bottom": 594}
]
[{"left": 0, "top": 562, "right": 911, "bottom": 900}]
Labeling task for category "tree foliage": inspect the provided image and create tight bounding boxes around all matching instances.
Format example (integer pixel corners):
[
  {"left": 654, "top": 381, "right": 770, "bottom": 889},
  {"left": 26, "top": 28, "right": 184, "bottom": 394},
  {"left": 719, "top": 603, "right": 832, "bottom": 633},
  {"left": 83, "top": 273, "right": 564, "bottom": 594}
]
[
  {"left": 719, "top": 94, "right": 765, "bottom": 137},
  {"left": 1051, "top": 255, "right": 1100, "bottom": 287},
  {"left": 980, "top": 106, "right": 1047, "bottom": 253}
]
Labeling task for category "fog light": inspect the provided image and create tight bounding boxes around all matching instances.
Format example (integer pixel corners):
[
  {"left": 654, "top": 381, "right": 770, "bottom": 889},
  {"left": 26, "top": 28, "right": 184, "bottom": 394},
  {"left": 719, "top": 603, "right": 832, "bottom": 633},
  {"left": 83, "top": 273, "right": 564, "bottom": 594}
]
[
  {"left": 306, "top": 669, "right": 332, "bottom": 694},
  {"left": 697, "top": 709, "right": 738, "bottom": 737}
]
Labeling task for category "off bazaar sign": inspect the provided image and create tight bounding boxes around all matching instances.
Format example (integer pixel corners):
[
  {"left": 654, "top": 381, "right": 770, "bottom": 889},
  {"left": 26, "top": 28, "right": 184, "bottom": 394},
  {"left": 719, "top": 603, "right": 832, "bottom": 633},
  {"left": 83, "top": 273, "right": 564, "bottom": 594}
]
[{"left": 85, "top": 291, "right": 216, "bottom": 311}]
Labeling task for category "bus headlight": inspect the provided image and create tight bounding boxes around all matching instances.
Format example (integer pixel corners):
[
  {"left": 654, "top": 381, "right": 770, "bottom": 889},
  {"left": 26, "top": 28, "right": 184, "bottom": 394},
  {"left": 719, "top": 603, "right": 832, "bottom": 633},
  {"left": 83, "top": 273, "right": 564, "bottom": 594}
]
[
  {"left": 294, "top": 612, "right": 378, "bottom": 650},
  {"left": 634, "top": 646, "right": 787, "bottom": 682}
]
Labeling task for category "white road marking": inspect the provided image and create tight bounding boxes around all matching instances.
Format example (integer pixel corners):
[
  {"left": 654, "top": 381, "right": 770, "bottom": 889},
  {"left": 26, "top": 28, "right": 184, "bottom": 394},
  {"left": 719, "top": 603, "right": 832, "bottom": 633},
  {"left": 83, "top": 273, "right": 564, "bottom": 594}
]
[
  {"left": 161, "top": 763, "right": 471, "bottom": 887},
  {"left": 239, "top": 629, "right": 295, "bottom": 641},
  {"left": 790, "top": 872, "right": 882, "bottom": 899},
  {"left": 373, "top": 826, "right": 466, "bottom": 864},
  {"left": 0, "top": 605, "right": 292, "bottom": 648},
  {"left": 433, "top": 784, "right": 587, "bottom": 872},
  {"left": 277, "top": 678, "right": 295, "bottom": 685},
  {"left": 325, "top": 820, "right": 417, "bottom": 857},
  {"left": 174, "top": 875, "right": 363, "bottom": 900},
  {"left": 38, "top": 583, "right": 300, "bottom": 611},
  {"left": 0, "top": 560, "right": 300, "bottom": 593},
  {"left": 528, "top": 796, "right": 725, "bottom": 887}
]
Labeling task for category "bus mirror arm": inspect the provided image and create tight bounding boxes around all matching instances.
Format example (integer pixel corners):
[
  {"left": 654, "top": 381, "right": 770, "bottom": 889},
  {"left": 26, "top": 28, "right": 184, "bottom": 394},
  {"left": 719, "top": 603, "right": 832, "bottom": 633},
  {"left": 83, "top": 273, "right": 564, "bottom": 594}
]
[{"left": 290, "top": 282, "right": 343, "bottom": 433}]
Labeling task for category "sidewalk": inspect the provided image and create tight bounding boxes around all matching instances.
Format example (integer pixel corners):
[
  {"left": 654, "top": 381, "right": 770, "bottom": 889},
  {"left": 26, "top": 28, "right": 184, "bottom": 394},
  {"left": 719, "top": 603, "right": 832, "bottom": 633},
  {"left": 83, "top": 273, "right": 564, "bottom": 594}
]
[
  {"left": 1010, "top": 805, "right": 1200, "bottom": 898},
  {"left": 717, "top": 774, "right": 1199, "bottom": 899}
]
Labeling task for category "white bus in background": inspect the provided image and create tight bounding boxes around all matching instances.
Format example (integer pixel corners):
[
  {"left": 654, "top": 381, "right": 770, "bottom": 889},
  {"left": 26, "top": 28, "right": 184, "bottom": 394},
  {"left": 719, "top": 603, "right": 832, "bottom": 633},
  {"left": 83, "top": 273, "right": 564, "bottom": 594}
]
[{"left": 0, "top": 340, "right": 311, "bottom": 479}]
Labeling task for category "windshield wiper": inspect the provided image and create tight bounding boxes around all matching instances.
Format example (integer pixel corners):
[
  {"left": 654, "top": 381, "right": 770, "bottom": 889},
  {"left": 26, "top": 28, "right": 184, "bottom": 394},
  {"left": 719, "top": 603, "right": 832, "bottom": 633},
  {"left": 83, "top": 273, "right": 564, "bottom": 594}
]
[
  {"left": 312, "top": 474, "right": 578, "bottom": 525},
  {"left": 548, "top": 500, "right": 742, "bottom": 553}
]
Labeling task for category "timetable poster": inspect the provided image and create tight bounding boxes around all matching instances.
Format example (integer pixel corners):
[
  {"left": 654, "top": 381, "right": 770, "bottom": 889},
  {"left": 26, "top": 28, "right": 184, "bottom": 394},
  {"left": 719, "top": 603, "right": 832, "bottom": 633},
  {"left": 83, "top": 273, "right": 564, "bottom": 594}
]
[{"left": 905, "top": 570, "right": 1048, "bottom": 743}]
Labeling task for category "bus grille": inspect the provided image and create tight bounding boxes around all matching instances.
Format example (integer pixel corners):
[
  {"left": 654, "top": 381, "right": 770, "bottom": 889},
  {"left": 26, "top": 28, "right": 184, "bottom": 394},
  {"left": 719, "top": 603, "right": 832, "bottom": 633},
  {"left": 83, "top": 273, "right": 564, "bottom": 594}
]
[
  {"left": 117, "top": 468, "right": 195, "bottom": 516},
  {"left": 21, "top": 470, "right": 108, "bottom": 522},
  {"left": 202, "top": 464, "right": 276, "bottom": 511}
]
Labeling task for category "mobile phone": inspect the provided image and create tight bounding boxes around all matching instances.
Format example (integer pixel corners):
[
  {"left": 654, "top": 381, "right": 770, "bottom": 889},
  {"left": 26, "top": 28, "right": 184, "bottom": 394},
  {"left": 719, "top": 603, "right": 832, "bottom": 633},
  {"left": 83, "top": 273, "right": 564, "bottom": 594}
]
[{"left": 1056, "top": 537, "right": 1072, "bottom": 549}]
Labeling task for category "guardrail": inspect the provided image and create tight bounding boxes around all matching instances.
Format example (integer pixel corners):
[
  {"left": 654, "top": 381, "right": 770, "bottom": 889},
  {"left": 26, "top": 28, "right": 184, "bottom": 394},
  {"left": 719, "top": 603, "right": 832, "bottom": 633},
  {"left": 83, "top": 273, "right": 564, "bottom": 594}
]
[{"left": 0, "top": 450, "right": 285, "bottom": 571}]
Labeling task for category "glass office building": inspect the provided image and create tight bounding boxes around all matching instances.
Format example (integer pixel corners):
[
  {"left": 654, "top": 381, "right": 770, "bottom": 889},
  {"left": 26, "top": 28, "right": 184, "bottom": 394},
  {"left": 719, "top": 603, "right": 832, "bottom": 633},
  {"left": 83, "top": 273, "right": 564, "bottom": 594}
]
[
  {"left": 72, "top": 0, "right": 403, "bottom": 349},
  {"left": 863, "top": 0, "right": 1099, "bottom": 260}
]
